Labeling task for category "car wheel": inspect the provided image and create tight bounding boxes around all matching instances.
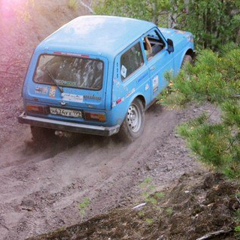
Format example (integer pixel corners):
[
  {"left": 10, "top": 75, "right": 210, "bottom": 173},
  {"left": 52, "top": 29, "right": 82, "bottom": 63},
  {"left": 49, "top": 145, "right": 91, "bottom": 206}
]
[
  {"left": 118, "top": 98, "right": 145, "bottom": 142},
  {"left": 182, "top": 55, "right": 193, "bottom": 68},
  {"left": 31, "top": 126, "right": 56, "bottom": 143}
]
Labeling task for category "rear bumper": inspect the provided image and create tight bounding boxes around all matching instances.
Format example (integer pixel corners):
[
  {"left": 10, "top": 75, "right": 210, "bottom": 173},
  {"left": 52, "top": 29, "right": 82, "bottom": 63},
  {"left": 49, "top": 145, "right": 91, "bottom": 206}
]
[{"left": 18, "top": 112, "right": 120, "bottom": 137}]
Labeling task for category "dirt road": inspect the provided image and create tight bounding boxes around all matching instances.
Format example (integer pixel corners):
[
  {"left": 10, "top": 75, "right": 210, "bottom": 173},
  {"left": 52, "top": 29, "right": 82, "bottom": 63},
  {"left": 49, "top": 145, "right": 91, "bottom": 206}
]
[
  {"left": 0, "top": 101, "right": 205, "bottom": 240},
  {"left": 0, "top": 1, "right": 206, "bottom": 239}
]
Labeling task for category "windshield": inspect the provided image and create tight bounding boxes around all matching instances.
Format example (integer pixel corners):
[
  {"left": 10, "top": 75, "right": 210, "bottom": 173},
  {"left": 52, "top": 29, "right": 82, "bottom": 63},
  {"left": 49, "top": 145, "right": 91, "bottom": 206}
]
[{"left": 34, "top": 55, "right": 104, "bottom": 90}]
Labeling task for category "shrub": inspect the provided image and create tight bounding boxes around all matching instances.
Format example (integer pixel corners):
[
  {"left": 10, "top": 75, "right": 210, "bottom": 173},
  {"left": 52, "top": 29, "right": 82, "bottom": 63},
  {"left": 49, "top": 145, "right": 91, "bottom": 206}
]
[{"left": 160, "top": 45, "right": 240, "bottom": 179}]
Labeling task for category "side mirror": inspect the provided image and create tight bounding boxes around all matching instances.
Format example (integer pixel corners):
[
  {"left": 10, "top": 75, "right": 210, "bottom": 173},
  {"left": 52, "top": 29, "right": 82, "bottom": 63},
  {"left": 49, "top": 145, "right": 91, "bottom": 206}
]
[{"left": 167, "top": 39, "right": 174, "bottom": 53}]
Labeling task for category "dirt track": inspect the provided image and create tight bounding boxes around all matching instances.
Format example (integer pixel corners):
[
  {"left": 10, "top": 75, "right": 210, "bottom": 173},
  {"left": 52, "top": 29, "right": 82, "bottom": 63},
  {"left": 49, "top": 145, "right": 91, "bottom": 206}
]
[
  {"left": 0, "top": 101, "right": 207, "bottom": 240},
  {"left": 0, "top": 1, "right": 207, "bottom": 239}
]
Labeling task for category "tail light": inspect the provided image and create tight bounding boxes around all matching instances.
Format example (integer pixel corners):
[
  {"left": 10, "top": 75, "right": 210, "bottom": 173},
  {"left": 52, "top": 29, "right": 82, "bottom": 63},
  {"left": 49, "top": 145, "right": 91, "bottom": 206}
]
[
  {"left": 84, "top": 112, "right": 106, "bottom": 122},
  {"left": 26, "top": 105, "right": 48, "bottom": 114}
]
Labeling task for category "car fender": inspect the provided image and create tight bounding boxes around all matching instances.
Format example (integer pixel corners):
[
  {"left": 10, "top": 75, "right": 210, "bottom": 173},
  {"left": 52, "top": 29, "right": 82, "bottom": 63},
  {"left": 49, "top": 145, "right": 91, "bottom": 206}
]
[{"left": 122, "top": 93, "right": 146, "bottom": 119}]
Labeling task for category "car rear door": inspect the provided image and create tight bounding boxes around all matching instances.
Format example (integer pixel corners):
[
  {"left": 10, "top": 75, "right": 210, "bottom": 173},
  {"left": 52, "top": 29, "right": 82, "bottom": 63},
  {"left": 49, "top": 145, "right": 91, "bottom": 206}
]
[{"left": 26, "top": 54, "right": 108, "bottom": 110}]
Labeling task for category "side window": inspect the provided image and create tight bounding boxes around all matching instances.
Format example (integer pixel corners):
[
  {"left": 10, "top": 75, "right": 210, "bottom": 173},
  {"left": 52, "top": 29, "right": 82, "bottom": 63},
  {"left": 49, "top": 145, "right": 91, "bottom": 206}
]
[
  {"left": 121, "top": 42, "right": 144, "bottom": 81},
  {"left": 143, "top": 29, "right": 166, "bottom": 59}
]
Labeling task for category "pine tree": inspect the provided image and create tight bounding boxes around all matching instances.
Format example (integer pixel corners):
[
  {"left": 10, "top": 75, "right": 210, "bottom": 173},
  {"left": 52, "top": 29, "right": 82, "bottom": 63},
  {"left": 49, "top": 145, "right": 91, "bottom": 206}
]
[{"left": 160, "top": 45, "right": 240, "bottom": 179}]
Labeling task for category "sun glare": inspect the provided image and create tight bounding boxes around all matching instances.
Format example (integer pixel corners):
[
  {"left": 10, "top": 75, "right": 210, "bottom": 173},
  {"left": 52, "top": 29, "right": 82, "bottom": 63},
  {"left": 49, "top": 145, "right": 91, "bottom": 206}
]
[{"left": 0, "top": 0, "right": 28, "bottom": 19}]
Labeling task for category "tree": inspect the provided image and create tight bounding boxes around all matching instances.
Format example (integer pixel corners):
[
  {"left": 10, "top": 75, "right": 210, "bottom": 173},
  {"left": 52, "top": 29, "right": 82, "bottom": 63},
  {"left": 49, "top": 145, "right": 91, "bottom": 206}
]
[
  {"left": 95, "top": 0, "right": 240, "bottom": 50},
  {"left": 95, "top": 0, "right": 171, "bottom": 26},
  {"left": 160, "top": 45, "right": 240, "bottom": 179},
  {"left": 172, "top": 0, "right": 240, "bottom": 50}
]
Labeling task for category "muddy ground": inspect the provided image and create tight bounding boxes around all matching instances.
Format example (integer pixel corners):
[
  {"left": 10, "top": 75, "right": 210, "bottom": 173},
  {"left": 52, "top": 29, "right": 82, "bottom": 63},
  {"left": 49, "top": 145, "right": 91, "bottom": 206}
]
[{"left": 0, "top": 1, "right": 239, "bottom": 240}]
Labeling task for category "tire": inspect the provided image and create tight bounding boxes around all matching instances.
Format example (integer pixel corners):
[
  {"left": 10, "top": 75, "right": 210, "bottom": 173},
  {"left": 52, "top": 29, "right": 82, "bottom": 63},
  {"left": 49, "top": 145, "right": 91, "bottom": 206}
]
[
  {"left": 181, "top": 55, "right": 193, "bottom": 69},
  {"left": 118, "top": 98, "right": 145, "bottom": 142},
  {"left": 31, "top": 126, "right": 56, "bottom": 143}
]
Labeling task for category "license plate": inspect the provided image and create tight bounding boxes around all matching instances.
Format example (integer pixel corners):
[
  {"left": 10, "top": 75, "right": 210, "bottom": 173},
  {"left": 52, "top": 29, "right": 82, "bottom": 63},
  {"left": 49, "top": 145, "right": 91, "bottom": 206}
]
[{"left": 50, "top": 107, "right": 82, "bottom": 118}]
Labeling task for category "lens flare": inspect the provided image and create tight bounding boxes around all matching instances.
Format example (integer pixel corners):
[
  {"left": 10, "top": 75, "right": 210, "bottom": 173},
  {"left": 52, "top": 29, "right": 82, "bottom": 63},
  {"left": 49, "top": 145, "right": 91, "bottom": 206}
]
[{"left": 0, "top": 0, "right": 29, "bottom": 19}]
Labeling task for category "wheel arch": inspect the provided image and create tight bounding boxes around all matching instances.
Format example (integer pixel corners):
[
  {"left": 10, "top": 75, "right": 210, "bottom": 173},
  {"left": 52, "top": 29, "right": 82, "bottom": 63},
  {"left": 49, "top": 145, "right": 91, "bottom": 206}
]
[
  {"left": 125, "top": 94, "right": 146, "bottom": 116},
  {"left": 120, "top": 94, "right": 146, "bottom": 127},
  {"left": 185, "top": 48, "right": 196, "bottom": 61},
  {"left": 135, "top": 95, "right": 146, "bottom": 110},
  {"left": 118, "top": 95, "right": 146, "bottom": 142},
  {"left": 180, "top": 48, "right": 196, "bottom": 69}
]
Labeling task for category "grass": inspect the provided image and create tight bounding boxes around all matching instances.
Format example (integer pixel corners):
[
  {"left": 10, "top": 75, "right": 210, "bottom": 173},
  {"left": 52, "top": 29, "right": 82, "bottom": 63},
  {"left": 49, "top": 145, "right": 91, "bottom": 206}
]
[
  {"left": 68, "top": 0, "right": 79, "bottom": 11},
  {"left": 79, "top": 198, "right": 91, "bottom": 219}
]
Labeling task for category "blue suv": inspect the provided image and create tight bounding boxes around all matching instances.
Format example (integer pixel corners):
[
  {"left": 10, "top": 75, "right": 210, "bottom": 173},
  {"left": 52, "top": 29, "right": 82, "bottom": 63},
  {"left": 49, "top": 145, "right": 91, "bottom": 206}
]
[{"left": 18, "top": 15, "right": 195, "bottom": 142}]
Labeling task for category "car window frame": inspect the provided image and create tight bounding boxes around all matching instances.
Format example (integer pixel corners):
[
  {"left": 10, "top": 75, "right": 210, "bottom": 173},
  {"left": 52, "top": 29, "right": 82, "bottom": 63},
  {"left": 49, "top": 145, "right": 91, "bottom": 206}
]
[
  {"left": 33, "top": 54, "right": 105, "bottom": 91},
  {"left": 143, "top": 28, "right": 166, "bottom": 60},
  {"left": 120, "top": 41, "right": 144, "bottom": 82}
]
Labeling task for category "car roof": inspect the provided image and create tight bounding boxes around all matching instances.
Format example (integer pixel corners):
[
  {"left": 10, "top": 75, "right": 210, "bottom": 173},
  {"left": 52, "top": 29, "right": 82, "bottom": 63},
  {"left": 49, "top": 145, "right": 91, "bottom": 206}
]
[{"left": 38, "top": 15, "right": 156, "bottom": 58}]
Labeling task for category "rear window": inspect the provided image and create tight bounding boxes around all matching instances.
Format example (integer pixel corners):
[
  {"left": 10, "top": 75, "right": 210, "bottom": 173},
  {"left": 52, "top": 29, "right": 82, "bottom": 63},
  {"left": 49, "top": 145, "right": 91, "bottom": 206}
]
[{"left": 34, "top": 55, "right": 104, "bottom": 90}]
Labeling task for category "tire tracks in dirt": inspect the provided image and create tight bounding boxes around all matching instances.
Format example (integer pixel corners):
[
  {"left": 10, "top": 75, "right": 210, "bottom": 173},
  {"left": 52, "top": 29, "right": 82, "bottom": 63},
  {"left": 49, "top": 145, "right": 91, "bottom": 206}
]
[{"left": 0, "top": 104, "right": 204, "bottom": 239}]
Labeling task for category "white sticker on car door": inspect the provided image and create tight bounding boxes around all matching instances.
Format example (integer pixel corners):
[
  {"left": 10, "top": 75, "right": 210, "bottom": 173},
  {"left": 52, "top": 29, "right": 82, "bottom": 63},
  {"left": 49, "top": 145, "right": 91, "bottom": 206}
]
[
  {"left": 121, "top": 65, "right": 127, "bottom": 78},
  {"left": 153, "top": 75, "right": 159, "bottom": 92}
]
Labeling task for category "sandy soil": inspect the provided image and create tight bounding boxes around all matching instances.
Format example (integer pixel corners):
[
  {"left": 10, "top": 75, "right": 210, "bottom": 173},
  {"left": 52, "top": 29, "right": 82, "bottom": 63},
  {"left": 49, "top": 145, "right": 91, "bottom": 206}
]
[{"left": 0, "top": 1, "right": 239, "bottom": 240}]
